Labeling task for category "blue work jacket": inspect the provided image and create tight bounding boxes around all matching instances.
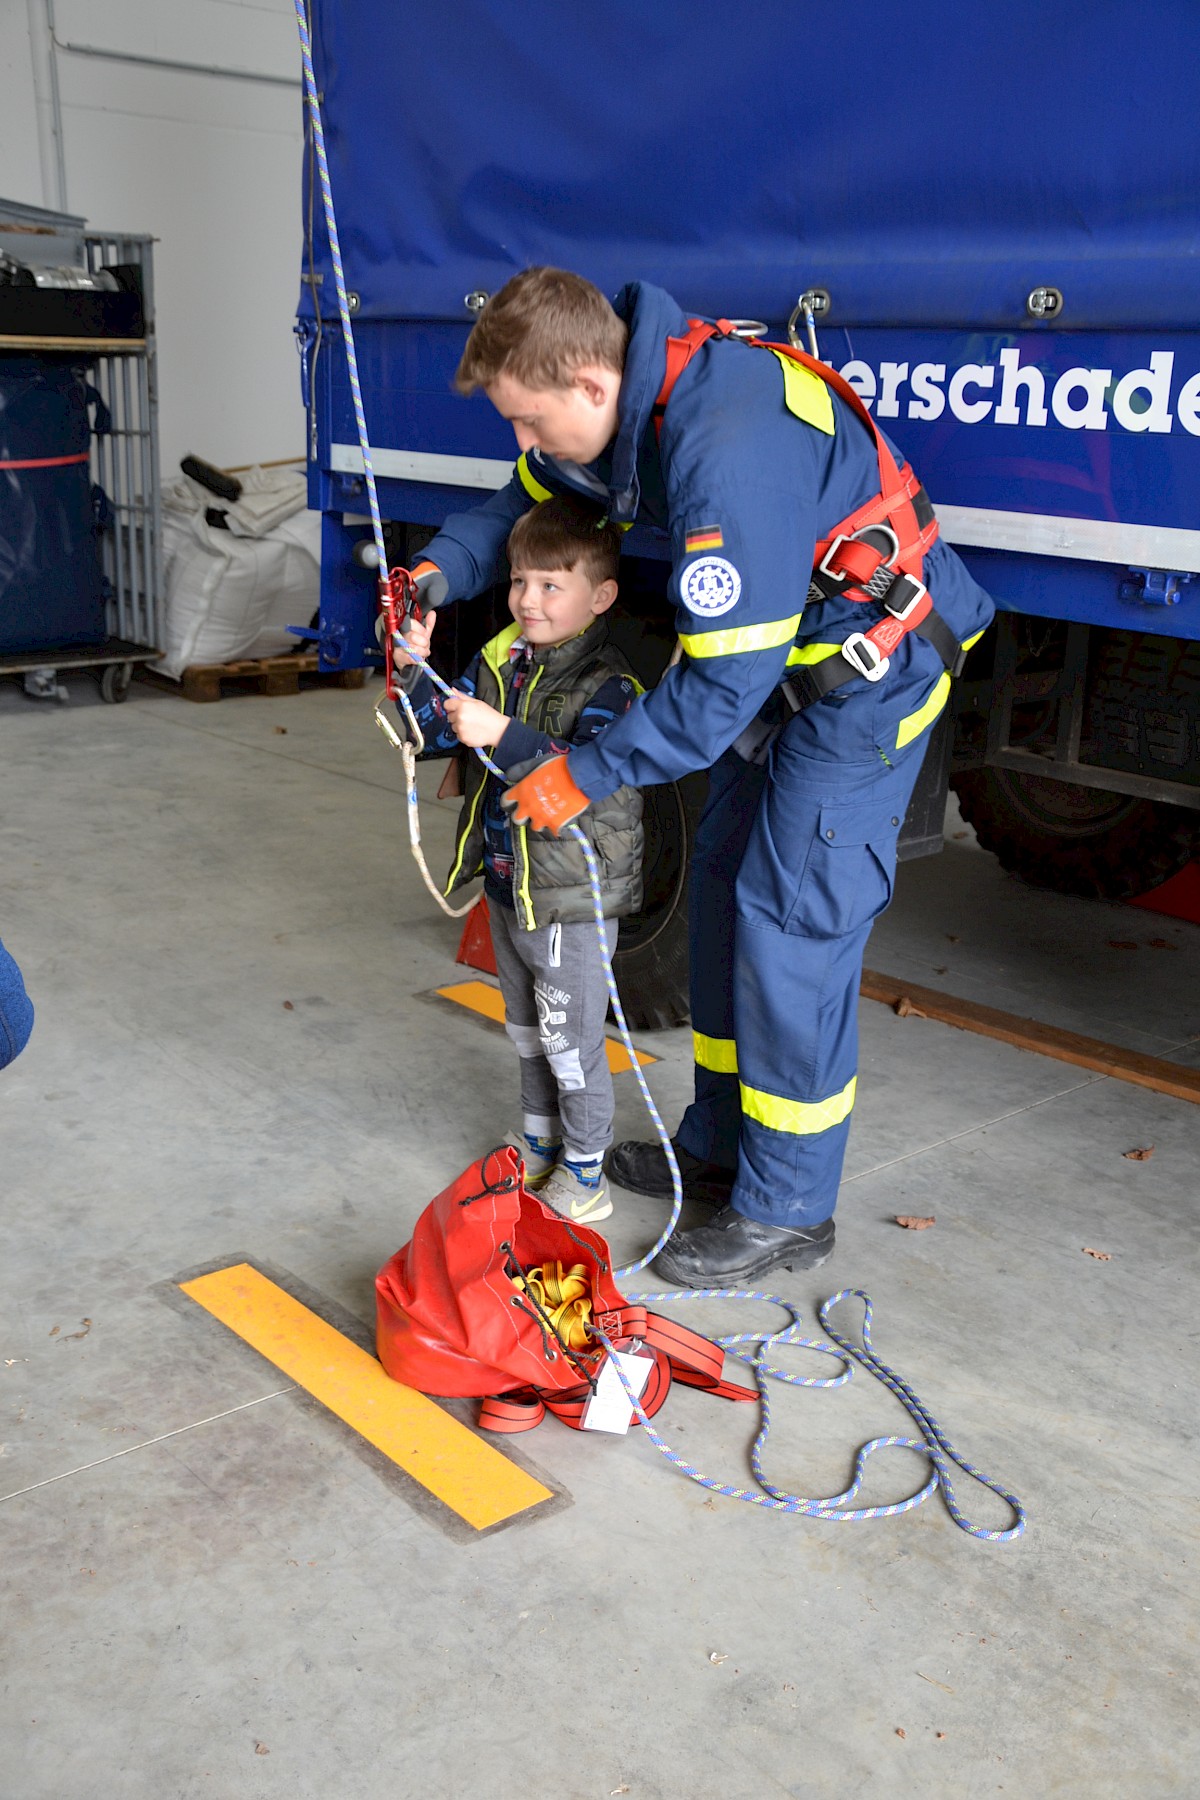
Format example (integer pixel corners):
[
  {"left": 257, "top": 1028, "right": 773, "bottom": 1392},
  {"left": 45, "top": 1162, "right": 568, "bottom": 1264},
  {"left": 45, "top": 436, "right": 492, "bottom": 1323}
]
[{"left": 421, "top": 282, "right": 994, "bottom": 800}]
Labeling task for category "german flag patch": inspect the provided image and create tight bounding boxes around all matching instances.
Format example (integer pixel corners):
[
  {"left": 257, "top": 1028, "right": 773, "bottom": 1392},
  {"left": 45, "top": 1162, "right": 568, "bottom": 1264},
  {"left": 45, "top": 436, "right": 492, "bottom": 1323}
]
[{"left": 685, "top": 524, "right": 724, "bottom": 553}]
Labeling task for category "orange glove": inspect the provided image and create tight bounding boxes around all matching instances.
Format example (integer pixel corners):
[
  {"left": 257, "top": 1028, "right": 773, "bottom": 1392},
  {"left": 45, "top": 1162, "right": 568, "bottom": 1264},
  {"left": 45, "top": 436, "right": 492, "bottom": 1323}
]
[{"left": 503, "top": 755, "right": 590, "bottom": 836}]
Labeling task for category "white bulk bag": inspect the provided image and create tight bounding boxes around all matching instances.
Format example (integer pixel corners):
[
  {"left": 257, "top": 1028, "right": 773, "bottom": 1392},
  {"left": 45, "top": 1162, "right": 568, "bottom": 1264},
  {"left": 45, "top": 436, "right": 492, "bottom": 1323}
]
[{"left": 159, "top": 464, "right": 321, "bottom": 678}]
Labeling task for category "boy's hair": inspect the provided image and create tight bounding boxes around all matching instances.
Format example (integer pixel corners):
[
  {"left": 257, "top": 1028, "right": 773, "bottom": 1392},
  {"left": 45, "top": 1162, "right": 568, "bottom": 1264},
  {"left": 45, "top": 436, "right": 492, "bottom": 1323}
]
[
  {"left": 507, "top": 496, "right": 621, "bottom": 586},
  {"left": 455, "top": 267, "right": 628, "bottom": 395}
]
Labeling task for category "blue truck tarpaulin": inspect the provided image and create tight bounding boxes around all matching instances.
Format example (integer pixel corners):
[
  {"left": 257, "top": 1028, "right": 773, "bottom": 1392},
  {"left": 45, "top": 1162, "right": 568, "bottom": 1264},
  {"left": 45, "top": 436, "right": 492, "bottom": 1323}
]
[{"left": 299, "top": 0, "right": 1199, "bottom": 331}]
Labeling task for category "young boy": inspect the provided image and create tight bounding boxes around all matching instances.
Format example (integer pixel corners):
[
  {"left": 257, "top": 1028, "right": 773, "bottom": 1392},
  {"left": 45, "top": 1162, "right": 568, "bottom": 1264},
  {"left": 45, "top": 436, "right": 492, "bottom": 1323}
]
[{"left": 394, "top": 495, "right": 643, "bottom": 1225}]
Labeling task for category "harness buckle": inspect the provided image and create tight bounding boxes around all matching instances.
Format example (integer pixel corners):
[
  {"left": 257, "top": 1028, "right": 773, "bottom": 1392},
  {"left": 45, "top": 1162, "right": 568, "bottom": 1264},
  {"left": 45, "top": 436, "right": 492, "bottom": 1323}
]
[
  {"left": 841, "top": 632, "right": 890, "bottom": 683},
  {"left": 881, "top": 574, "right": 928, "bottom": 622},
  {"left": 817, "top": 534, "right": 850, "bottom": 583},
  {"left": 818, "top": 523, "right": 901, "bottom": 590}
]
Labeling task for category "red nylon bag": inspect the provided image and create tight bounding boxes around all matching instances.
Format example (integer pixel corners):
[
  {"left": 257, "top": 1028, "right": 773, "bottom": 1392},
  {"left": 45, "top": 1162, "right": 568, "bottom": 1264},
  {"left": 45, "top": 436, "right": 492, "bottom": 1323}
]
[
  {"left": 375, "top": 1145, "right": 756, "bottom": 1433},
  {"left": 375, "top": 1145, "right": 625, "bottom": 1399}
]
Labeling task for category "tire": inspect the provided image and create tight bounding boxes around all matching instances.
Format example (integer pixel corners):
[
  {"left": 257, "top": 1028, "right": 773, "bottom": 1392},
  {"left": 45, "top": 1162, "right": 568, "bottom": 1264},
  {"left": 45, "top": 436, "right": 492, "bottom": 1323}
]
[
  {"left": 952, "top": 626, "right": 1200, "bottom": 900},
  {"left": 951, "top": 767, "right": 1200, "bottom": 899},
  {"left": 611, "top": 772, "right": 706, "bottom": 1029}
]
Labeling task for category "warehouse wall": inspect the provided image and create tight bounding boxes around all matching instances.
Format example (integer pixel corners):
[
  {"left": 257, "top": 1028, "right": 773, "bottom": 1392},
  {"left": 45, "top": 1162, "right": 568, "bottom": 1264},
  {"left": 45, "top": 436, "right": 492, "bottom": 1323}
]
[{"left": 2, "top": 0, "right": 305, "bottom": 476}]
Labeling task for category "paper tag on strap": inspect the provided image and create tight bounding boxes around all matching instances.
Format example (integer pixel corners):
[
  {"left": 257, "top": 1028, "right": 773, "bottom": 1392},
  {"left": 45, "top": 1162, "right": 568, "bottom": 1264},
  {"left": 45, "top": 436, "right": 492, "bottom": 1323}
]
[{"left": 580, "top": 1350, "right": 655, "bottom": 1434}]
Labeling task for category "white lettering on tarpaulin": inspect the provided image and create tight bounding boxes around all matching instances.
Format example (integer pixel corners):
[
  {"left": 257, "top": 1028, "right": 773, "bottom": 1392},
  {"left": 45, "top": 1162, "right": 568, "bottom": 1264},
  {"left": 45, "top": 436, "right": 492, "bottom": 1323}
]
[
  {"left": 839, "top": 349, "right": 1200, "bottom": 435},
  {"left": 680, "top": 555, "right": 742, "bottom": 616}
]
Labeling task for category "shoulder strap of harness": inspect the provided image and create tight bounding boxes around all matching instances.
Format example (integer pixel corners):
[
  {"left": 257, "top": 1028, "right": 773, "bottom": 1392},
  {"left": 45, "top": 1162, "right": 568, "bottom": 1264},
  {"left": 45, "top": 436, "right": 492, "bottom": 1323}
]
[{"left": 654, "top": 321, "right": 962, "bottom": 692}]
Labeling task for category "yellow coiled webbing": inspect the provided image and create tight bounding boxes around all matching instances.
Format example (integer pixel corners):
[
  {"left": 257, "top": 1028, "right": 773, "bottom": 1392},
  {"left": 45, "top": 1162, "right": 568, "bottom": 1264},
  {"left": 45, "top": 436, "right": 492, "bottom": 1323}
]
[{"left": 511, "top": 1261, "right": 594, "bottom": 1352}]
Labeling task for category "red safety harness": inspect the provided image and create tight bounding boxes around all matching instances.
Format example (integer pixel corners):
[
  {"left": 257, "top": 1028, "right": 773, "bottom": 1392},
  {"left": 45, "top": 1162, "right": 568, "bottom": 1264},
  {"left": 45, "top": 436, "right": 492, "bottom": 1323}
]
[{"left": 654, "top": 319, "right": 966, "bottom": 699}]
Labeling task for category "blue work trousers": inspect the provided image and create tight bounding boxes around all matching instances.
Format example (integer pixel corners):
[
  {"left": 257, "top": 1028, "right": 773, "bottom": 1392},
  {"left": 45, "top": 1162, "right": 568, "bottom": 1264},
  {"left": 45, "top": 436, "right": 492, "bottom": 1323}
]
[{"left": 675, "top": 640, "right": 943, "bottom": 1227}]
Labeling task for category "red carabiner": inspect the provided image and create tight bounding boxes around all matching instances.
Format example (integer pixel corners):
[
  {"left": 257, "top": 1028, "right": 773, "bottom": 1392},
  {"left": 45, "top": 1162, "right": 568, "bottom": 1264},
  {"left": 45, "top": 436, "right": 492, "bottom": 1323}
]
[{"left": 381, "top": 565, "right": 419, "bottom": 701}]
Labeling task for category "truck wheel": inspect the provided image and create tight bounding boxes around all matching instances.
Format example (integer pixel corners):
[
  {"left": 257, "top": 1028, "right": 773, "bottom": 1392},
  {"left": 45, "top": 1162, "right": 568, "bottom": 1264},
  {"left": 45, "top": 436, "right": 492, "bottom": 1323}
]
[
  {"left": 951, "top": 767, "right": 1200, "bottom": 899},
  {"left": 611, "top": 773, "right": 705, "bottom": 1030},
  {"left": 953, "top": 626, "right": 1200, "bottom": 899}
]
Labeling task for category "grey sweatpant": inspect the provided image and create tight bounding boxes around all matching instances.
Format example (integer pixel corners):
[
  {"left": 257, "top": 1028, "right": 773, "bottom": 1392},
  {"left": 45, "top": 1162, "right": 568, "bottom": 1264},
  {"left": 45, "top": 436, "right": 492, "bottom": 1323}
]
[{"left": 489, "top": 903, "right": 615, "bottom": 1163}]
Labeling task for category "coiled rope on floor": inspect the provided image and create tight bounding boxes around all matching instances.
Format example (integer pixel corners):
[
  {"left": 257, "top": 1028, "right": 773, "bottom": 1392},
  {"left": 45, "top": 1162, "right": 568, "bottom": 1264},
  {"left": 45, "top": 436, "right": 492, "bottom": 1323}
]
[{"left": 293, "top": 0, "right": 1024, "bottom": 1542}]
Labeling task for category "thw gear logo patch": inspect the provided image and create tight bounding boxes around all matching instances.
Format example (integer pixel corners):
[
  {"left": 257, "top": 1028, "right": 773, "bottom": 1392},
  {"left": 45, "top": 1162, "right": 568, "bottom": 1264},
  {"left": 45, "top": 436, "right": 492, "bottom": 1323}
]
[{"left": 680, "top": 555, "right": 742, "bottom": 617}]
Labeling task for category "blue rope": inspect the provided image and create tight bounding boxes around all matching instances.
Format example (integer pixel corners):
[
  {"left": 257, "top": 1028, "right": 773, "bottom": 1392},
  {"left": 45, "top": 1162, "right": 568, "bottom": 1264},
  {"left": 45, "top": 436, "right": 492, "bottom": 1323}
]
[{"left": 293, "top": 0, "right": 1025, "bottom": 1542}]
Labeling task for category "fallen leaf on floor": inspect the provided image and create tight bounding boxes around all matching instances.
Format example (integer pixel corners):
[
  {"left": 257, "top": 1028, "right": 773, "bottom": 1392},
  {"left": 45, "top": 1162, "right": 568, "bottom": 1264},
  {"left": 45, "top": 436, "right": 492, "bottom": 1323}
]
[
  {"left": 936, "top": 1731, "right": 947, "bottom": 1740},
  {"left": 273, "top": 726, "right": 288, "bottom": 735},
  {"left": 255, "top": 1743, "right": 269, "bottom": 1756},
  {"left": 1082, "top": 1247, "right": 1112, "bottom": 1261},
  {"left": 918, "top": 1672, "right": 955, "bottom": 1693},
  {"left": 1122, "top": 1146, "right": 1154, "bottom": 1161},
  {"left": 282, "top": 1000, "right": 294, "bottom": 1010},
  {"left": 709, "top": 1651, "right": 729, "bottom": 1665},
  {"left": 896, "top": 1215, "right": 936, "bottom": 1230},
  {"left": 610, "top": 1787, "right": 630, "bottom": 1796},
  {"left": 893, "top": 996, "right": 927, "bottom": 1018},
  {"left": 896, "top": 1727, "right": 907, "bottom": 1740},
  {"left": 48, "top": 1326, "right": 59, "bottom": 1337},
  {"left": 62, "top": 1319, "right": 92, "bottom": 1341},
  {"left": 1107, "top": 939, "right": 1138, "bottom": 950},
  {"left": 1147, "top": 937, "right": 1178, "bottom": 950}
]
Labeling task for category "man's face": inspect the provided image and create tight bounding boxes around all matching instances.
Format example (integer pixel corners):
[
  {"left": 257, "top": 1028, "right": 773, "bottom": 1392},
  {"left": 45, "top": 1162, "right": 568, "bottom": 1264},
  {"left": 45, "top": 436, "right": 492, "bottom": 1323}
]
[{"left": 486, "top": 367, "right": 621, "bottom": 465}]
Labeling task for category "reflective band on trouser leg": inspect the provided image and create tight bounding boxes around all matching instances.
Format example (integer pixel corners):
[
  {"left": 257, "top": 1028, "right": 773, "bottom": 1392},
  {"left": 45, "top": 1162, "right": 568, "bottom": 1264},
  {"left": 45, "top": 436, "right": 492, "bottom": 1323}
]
[
  {"left": 678, "top": 614, "right": 802, "bottom": 659},
  {"left": 693, "top": 1032, "right": 738, "bottom": 1074},
  {"left": 516, "top": 452, "right": 553, "bottom": 502},
  {"left": 674, "top": 749, "right": 766, "bottom": 1169},
  {"left": 728, "top": 680, "right": 933, "bottom": 1228},
  {"left": 740, "top": 1075, "right": 857, "bottom": 1134}
]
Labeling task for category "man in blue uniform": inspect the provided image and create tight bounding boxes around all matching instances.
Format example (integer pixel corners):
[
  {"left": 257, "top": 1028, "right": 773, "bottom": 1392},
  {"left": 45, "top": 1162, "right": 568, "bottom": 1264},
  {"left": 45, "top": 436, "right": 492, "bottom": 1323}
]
[{"left": 404, "top": 267, "right": 993, "bottom": 1284}]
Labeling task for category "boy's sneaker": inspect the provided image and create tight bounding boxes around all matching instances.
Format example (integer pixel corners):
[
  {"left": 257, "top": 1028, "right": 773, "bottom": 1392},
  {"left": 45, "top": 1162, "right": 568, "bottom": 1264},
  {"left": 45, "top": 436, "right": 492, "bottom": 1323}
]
[
  {"left": 539, "top": 1159, "right": 613, "bottom": 1225},
  {"left": 505, "top": 1131, "right": 560, "bottom": 1190}
]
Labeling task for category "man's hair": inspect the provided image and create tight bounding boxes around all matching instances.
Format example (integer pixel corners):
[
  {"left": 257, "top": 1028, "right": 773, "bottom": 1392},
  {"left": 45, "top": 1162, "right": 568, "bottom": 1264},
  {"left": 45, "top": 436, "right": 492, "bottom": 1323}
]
[
  {"left": 455, "top": 267, "right": 628, "bottom": 395},
  {"left": 507, "top": 495, "right": 621, "bottom": 586}
]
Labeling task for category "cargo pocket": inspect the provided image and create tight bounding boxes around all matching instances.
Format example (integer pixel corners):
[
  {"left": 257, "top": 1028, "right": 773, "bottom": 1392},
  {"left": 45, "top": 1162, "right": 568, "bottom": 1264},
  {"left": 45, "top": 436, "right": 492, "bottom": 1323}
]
[{"left": 787, "top": 796, "right": 905, "bottom": 938}]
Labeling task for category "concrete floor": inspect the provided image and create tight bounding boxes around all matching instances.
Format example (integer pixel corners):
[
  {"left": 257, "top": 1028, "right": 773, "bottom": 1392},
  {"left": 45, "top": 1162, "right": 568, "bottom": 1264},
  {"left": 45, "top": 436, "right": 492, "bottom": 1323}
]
[{"left": 1, "top": 669, "right": 1197, "bottom": 1799}]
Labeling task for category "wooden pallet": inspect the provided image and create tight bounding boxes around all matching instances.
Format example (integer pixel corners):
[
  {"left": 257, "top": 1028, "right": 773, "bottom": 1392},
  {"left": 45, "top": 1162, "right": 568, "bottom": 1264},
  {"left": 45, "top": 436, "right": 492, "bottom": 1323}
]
[{"left": 168, "top": 652, "right": 366, "bottom": 704}]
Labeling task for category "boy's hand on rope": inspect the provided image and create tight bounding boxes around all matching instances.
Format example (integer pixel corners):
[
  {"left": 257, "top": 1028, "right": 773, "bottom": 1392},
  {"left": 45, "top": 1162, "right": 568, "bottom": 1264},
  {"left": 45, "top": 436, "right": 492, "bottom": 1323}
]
[
  {"left": 444, "top": 692, "right": 510, "bottom": 748},
  {"left": 503, "top": 754, "right": 590, "bottom": 835}
]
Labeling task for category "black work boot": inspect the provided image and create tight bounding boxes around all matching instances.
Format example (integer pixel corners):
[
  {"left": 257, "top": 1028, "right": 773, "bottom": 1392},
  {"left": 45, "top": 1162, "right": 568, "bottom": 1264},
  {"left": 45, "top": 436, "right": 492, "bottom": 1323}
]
[
  {"left": 652, "top": 1206, "right": 835, "bottom": 1286},
  {"left": 606, "top": 1138, "right": 736, "bottom": 1207}
]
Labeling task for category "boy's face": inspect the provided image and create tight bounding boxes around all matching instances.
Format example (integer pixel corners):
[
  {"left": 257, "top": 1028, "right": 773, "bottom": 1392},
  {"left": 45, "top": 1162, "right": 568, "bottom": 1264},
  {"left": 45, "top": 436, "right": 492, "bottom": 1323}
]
[
  {"left": 507, "top": 563, "right": 617, "bottom": 648},
  {"left": 487, "top": 367, "right": 621, "bottom": 465}
]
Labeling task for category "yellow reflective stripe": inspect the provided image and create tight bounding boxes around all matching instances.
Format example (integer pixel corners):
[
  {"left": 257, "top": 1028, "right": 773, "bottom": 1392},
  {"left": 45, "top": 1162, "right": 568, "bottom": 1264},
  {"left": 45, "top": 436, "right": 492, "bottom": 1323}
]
[
  {"left": 679, "top": 614, "right": 802, "bottom": 659},
  {"left": 786, "top": 640, "right": 840, "bottom": 668},
  {"left": 452, "top": 623, "right": 523, "bottom": 896},
  {"left": 740, "top": 1075, "right": 857, "bottom": 1136},
  {"left": 444, "top": 779, "right": 485, "bottom": 894},
  {"left": 693, "top": 1032, "right": 738, "bottom": 1074},
  {"left": 483, "top": 620, "right": 523, "bottom": 677},
  {"left": 896, "top": 669, "right": 951, "bottom": 750},
  {"left": 770, "top": 348, "right": 835, "bottom": 436},
  {"left": 513, "top": 664, "right": 544, "bottom": 927},
  {"left": 516, "top": 452, "right": 553, "bottom": 503},
  {"left": 962, "top": 627, "right": 986, "bottom": 651}
]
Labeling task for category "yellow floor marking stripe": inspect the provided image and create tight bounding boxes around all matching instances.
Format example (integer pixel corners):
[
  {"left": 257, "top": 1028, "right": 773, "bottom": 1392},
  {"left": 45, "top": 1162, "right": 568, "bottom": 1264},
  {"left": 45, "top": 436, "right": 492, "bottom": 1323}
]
[
  {"left": 179, "top": 1264, "right": 553, "bottom": 1530},
  {"left": 436, "top": 978, "right": 657, "bottom": 1072}
]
